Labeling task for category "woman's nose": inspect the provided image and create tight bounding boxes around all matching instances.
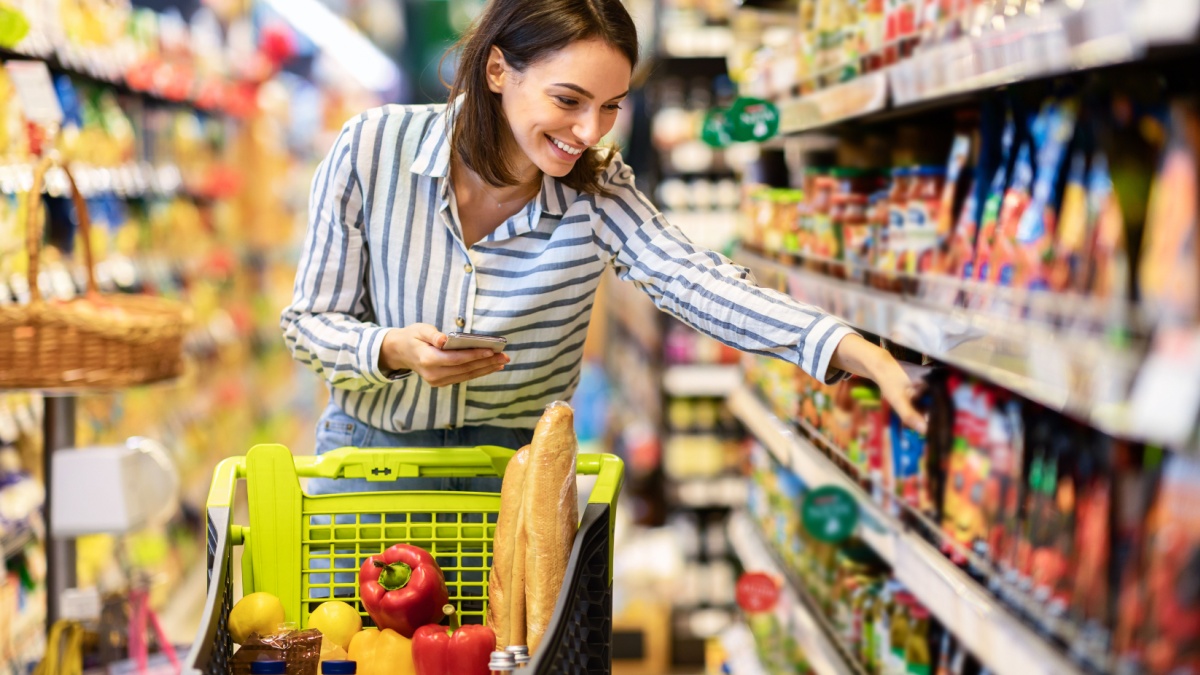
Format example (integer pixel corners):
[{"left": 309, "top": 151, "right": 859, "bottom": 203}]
[{"left": 574, "top": 110, "right": 602, "bottom": 146}]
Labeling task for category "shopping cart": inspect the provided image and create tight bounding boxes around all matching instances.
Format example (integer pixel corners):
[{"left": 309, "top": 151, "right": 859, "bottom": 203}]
[{"left": 184, "top": 443, "right": 624, "bottom": 675}]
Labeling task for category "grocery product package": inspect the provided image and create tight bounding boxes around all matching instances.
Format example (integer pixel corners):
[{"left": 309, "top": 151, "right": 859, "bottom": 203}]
[{"left": 231, "top": 627, "right": 321, "bottom": 675}]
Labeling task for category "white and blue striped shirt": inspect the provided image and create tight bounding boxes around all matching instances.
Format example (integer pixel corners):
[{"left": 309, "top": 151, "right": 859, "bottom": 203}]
[{"left": 281, "top": 102, "right": 854, "bottom": 432}]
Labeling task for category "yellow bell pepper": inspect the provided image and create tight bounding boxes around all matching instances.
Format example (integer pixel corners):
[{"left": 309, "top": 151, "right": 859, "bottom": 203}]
[{"left": 348, "top": 627, "right": 415, "bottom": 675}]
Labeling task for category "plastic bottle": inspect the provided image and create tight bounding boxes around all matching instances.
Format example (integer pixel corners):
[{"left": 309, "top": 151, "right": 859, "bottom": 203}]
[
  {"left": 250, "top": 661, "right": 287, "bottom": 675},
  {"left": 887, "top": 591, "right": 915, "bottom": 675},
  {"left": 904, "top": 606, "right": 932, "bottom": 674}
]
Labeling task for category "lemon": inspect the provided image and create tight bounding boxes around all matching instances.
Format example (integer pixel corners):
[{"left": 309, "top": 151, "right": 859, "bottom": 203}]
[
  {"left": 308, "top": 601, "right": 363, "bottom": 651},
  {"left": 228, "top": 592, "right": 286, "bottom": 644}
]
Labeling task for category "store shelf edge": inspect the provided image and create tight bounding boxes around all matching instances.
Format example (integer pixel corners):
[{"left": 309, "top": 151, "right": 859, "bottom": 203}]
[
  {"left": 731, "top": 248, "right": 1182, "bottom": 449},
  {"left": 771, "top": 0, "right": 1200, "bottom": 135},
  {"left": 728, "top": 384, "right": 1088, "bottom": 675}
]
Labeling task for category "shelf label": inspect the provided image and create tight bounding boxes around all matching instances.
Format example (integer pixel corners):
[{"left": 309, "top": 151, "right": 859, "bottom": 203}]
[
  {"left": 5, "top": 60, "right": 62, "bottom": 126},
  {"left": 736, "top": 571, "right": 781, "bottom": 614},
  {"left": 802, "top": 485, "right": 859, "bottom": 543},
  {"left": 1129, "top": 326, "right": 1200, "bottom": 447}
]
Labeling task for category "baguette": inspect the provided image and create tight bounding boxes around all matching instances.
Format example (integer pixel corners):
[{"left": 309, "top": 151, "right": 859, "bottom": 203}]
[
  {"left": 487, "top": 445, "right": 530, "bottom": 647},
  {"left": 523, "top": 402, "right": 579, "bottom": 654}
]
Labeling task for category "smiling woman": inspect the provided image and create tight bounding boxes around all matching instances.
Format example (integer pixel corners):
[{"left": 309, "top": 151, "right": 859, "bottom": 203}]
[{"left": 280, "top": 0, "right": 926, "bottom": 499}]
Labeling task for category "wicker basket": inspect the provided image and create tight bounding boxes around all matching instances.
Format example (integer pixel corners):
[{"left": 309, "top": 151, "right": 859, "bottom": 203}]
[{"left": 0, "top": 157, "right": 190, "bottom": 390}]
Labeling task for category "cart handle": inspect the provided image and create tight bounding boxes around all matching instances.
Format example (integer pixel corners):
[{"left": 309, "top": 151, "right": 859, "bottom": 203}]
[{"left": 207, "top": 445, "right": 623, "bottom": 511}]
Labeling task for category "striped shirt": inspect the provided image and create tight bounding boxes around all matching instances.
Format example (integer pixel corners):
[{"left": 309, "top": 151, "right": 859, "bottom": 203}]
[{"left": 281, "top": 102, "right": 854, "bottom": 432}]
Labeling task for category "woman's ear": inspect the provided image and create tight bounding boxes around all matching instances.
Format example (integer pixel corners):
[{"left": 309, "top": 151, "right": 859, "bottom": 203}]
[{"left": 486, "top": 46, "right": 508, "bottom": 94}]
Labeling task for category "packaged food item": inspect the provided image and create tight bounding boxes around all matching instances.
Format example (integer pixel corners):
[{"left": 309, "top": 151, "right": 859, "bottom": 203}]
[
  {"left": 971, "top": 111, "right": 1018, "bottom": 283},
  {"left": 1139, "top": 99, "right": 1199, "bottom": 326},
  {"left": 1013, "top": 101, "right": 1077, "bottom": 290},
  {"left": 936, "top": 131, "right": 975, "bottom": 274},
  {"left": 1138, "top": 453, "right": 1200, "bottom": 675},
  {"left": 906, "top": 166, "right": 947, "bottom": 274},
  {"left": 1080, "top": 153, "right": 1129, "bottom": 300},
  {"left": 1113, "top": 444, "right": 1163, "bottom": 674},
  {"left": 884, "top": 167, "right": 914, "bottom": 273},
  {"left": 986, "top": 134, "right": 1034, "bottom": 285},
  {"left": 1070, "top": 438, "right": 1116, "bottom": 659},
  {"left": 232, "top": 628, "right": 322, "bottom": 675},
  {"left": 1048, "top": 148, "right": 1091, "bottom": 293},
  {"left": 843, "top": 193, "right": 873, "bottom": 279}
]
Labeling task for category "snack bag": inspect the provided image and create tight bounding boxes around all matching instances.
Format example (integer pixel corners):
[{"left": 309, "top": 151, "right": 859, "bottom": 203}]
[
  {"left": 1139, "top": 453, "right": 1200, "bottom": 675},
  {"left": 1139, "top": 100, "right": 1199, "bottom": 327}
]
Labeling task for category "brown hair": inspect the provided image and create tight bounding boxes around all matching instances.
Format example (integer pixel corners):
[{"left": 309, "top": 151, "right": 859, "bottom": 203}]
[{"left": 446, "top": 0, "right": 639, "bottom": 195}]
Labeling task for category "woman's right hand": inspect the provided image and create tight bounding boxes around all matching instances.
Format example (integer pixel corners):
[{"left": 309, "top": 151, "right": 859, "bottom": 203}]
[{"left": 379, "top": 324, "right": 509, "bottom": 387}]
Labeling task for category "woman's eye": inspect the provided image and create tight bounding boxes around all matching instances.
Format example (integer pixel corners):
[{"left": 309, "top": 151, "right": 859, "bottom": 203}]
[
  {"left": 555, "top": 96, "right": 578, "bottom": 106},
  {"left": 604, "top": 104, "right": 623, "bottom": 112}
]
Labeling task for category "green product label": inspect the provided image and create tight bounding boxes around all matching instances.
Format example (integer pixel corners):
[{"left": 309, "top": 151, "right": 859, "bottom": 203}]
[
  {"left": 729, "top": 97, "right": 780, "bottom": 143},
  {"left": 907, "top": 665, "right": 932, "bottom": 675},
  {"left": 701, "top": 108, "right": 733, "bottom": 148},
  {"left": 889, "top": 647, "right": 907, "bottom": 675},
  {"left": 801, "top": 485, "right": 859, "bottom": 543}
]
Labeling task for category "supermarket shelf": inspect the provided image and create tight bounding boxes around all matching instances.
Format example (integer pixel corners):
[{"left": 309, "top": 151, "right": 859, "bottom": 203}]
[
  {"left": 733, "top": 248, "right": 1163, "bottom": 446},
  {"left": 771, "top": 0, "right": 1200, "bottom": 134},
  {"left": 727, "top": 511, "right": 859, "bottom": 675},
  {"left": 727, "top": 385, "right": 896, "bottom": 562},
  {"left": 888, "top": 0, "right": 1194, "bottom": 108},
  {"left": 663, "top": 364, "right": 742, "bottom": 398},
  {"left": 0, "top": 46, "right": 245, "bottom": 116},
  {"left": 728, "top": 385, "right": 1087, "bottom": 675},
  {"left": 777, "top": 71, "right": 889, "bottom": 135}
]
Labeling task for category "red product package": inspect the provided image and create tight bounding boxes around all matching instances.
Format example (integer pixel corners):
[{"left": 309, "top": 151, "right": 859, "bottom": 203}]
[{"left": 1139, "top": 453, "right": 1200, "bottom": 675}]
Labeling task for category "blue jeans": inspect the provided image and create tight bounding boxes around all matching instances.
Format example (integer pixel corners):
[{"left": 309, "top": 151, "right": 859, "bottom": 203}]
[{"left": 306, "top": 402, "right": 534, "bottom": 599}]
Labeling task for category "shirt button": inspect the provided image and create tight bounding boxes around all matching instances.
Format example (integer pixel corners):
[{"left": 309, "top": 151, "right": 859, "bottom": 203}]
[
  {"left": 455, "top": 317, "right": 465, "bottom": 328},
  {"left": 463, "top": 264, "right": 473, "bottom": 274}
]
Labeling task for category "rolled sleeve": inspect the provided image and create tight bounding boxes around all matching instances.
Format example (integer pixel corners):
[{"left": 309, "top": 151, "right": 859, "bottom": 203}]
[{"left": 590, "top": 153, "right": 858, "bottom": 383}]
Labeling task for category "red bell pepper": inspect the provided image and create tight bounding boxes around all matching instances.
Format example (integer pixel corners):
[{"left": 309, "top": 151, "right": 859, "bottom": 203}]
[
  {"left": 359, "top": 544, "right": 449, "bottom": 638},
  {"left": 412, "top": 622, "right": 496, "bottom": 675}
]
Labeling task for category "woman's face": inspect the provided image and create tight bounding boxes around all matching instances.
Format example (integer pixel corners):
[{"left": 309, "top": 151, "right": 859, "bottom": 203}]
[{"left": 487, "top": 38, "right": 632, "bottom": 181}]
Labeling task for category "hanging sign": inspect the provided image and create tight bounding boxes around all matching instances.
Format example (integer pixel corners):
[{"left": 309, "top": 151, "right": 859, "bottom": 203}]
[
  {"left": 801, "top": 485, "right": 859, "bottom": 543},
  {"left": 728, "top": 97, "right": 780, "bottom": 143},
  {"left": 700, "top": 107, "right": 733, "bottom": 148}
]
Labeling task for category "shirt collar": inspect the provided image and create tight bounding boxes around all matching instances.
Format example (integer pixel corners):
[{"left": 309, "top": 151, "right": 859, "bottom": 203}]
[{"left": 410, "top": 97, "right": 461, "bottom": 178}]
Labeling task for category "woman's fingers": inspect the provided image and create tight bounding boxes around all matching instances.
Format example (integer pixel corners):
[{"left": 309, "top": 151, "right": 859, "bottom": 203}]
[
  {"left": 886, "top": 381, "right": 928, "bottom": 434},
  {"left": 426, "top": 356, "right": 508, "bottom": 387}
]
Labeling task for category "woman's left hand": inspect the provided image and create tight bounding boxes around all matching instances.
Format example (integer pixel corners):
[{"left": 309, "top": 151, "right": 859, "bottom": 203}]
[{"left": 830, "top": 334, "right": 927, "bottom": 434}]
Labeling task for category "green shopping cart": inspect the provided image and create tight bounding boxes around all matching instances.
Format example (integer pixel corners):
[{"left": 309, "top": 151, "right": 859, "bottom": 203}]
[{"left": 184, "top": 443, "right": 624, "bottom": 674}]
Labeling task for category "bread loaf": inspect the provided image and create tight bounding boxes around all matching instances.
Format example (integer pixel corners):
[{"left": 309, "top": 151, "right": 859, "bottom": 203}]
[
  {"left": 487, "top": 445, "right": 529, "bottom": 647},
  {"left": 523, "top": 402, "right": 579, "bottom": 654}
]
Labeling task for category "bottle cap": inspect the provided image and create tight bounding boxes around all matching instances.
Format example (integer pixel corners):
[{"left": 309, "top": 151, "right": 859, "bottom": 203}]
[
  {"left": 250, "top": 660, "right": 287, "bottom": 675},
  {"left": 322, "top": 661, "right": 357, "bottom": 674},
  {"left": 489, "top": 650, "right": 516, "bottom": 671},
  {"left": 505, "top": 645, "right": 531, "bottom": 665}
]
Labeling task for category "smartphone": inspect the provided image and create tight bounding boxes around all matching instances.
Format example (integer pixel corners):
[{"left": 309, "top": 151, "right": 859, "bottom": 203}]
[{"left": 443, "top": 332, "right": 508, "bottom": 353}]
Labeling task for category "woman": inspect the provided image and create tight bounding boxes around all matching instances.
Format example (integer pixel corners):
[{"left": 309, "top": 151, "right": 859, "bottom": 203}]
[{"left": 282, "top": 0, "right": 925, "bottom": 494}]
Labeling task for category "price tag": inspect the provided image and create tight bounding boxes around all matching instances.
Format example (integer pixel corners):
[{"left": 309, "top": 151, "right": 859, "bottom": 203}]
[
  {"left": 1129, "top": 327, "right": 1200, "bottom": 446},
  {"left": 801, "top": 485, "right": 859, "bottom": 543},
  {"left": 4, "top": 60, "right": 63, "bottom": 126},
  {"left": 735, "top": 572, "right": 781, "bottom": 614}
]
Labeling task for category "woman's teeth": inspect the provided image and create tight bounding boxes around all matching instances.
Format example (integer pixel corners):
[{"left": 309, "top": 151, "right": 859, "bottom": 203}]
[{"left": 551, "top": 137, "right": 583, "bottom": 156}]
